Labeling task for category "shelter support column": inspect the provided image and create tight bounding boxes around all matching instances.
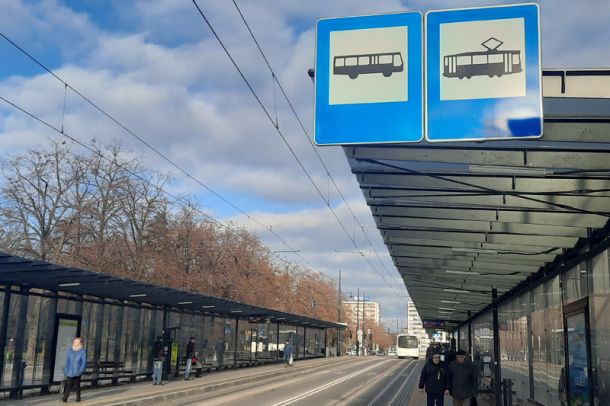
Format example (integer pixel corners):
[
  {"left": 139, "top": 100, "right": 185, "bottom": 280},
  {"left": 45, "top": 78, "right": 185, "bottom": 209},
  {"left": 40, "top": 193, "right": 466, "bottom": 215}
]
[
  {"left": 9, "top": 287, "right": 29, "bottom": 399},
  {"left": 467, "top": 310, "right": 472, "bottom": 356},
  {"left": 276, "top": 323, "right": 280, "bottom": 361},
  {"left": 233, "top": 318, "right": 239, "bottom": 367},
  {"left": 0, "top": 284, "right": 12, "bottom": 386},
  {"left": 492, "top": 288, "right": 502, "bottom": 406}
]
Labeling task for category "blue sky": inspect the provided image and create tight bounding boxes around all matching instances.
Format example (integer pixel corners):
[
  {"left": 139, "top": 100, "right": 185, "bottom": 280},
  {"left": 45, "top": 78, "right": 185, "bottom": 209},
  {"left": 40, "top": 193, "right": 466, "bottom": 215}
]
[{"left": 1, "top": 0, "right": 609, "bottom": 328}]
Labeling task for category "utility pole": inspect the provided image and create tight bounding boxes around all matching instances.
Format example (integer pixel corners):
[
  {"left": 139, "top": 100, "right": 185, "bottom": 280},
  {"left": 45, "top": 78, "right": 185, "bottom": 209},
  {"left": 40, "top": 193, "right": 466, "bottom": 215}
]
[
  {"left": 356, "top": 287, "right": 360, "bottom": 356},
  {"left": 337, "top": 270, "right": 342, "bottom": 356},
  {"left": 362, "top": 291, "right": 366, "bottom": 356}
]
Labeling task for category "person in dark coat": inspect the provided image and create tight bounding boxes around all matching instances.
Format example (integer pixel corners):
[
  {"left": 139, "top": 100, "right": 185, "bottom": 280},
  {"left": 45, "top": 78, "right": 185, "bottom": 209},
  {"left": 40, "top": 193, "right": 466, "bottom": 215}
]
[
  {"left": 419, "top": 353, "right": 449, "bottom": 406},
  {"left": 447, "top": 349, "right": 477, "bottom": 406},
  {"left": 214, "top": 338, "right": 225, "bottom": 367},
  {"left": 184, "top": 337, "right": 195, "bottom": 380},
  {"left": 152, "top": 336, "right": 165, "bottom": 385}
]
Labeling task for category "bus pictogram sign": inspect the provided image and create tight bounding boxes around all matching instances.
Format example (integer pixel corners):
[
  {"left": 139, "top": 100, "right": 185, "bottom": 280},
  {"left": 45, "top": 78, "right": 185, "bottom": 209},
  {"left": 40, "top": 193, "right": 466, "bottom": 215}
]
[{"left": 314, "top": 12, "right": 423, "bottom": 145}]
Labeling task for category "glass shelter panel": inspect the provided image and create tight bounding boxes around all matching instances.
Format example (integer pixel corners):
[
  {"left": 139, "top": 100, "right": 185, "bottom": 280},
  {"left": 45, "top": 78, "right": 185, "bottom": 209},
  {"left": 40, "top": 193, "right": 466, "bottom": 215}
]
[
  {"left": 589, "top": 249, "right": 610, "bottom": 404},
  {"left": 472, "top": 313, "right": 494, "bottom": 393},
  {"left": 498, "top": 295, "right": 530, "bottom": 402}
]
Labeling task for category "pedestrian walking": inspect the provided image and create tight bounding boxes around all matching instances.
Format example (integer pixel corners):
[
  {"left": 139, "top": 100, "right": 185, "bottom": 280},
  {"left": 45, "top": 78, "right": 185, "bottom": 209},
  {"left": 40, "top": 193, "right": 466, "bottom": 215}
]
[
  {"left": 152, "top": 336, "right": 165, "bottom": 385},
  {"left": 214, "top": 338, "right": 225, "bottom": 368},
  {"left": 61, "top": 337, "right": 87, "bottom": 403},
  {"left": 419, "top": 353, "right": 449, "bottom": 406},
  {"left": 283, "top": 340, "right": 294, "bottom": 367},
  {"left": 447, "top": 350, "right": 478, "bottom": 406},
  {"left": 185, "top": 337, "right": 195, "bottom": 380}
]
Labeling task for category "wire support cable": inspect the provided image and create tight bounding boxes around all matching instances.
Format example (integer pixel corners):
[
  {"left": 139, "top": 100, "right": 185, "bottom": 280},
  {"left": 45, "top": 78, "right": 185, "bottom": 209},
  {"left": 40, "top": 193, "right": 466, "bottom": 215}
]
[
  {"left": 231, "top": 0, "right": 405, "bottom": 295},
  {"left": 192, "top": 0, "right": 405, "bottom": 298}
]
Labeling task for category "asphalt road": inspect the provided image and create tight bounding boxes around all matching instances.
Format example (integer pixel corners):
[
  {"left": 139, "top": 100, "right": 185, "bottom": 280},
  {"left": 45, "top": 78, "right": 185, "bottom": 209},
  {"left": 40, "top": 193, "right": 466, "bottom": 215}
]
[{"left": 170, "top": 357, "right": 423, "bottom": 406}]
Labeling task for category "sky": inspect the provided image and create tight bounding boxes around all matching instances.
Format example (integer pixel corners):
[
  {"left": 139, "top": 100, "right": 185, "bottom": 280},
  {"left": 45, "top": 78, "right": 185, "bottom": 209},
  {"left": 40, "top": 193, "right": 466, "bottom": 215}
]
[{"left": 1, "top": 0, "right": 609, "bottom": 331}]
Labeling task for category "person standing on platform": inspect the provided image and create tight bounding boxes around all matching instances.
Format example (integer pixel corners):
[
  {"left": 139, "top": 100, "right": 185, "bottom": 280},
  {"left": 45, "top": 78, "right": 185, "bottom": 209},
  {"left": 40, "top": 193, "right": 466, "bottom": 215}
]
[
  {"left": 447, "top": 349, "right": 478, "bottom": 406},
  {"left": 62, "top": 337, "right": 87, "bottom": 403},
  {"left": 419, "top": 353, "right": 449, "bottom": 406},
  {"left": 283, "top": 340, "right": 294, "bottom": 367},
  {"left": 152, "top": 336, "right": 165, "bottom": 385},
  {"left": 185, "top": 337, "right": 195, "bottom": 380},
  {"left": 214, "top": 338, "right": 225, "bottom": 368}
]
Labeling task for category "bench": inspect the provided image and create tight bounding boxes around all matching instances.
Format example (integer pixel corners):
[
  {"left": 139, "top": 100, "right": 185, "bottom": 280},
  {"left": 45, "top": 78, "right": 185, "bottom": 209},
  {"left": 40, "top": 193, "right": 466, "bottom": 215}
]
[{"left": 82, "top": 360, "right": 135, "bottom": 387}]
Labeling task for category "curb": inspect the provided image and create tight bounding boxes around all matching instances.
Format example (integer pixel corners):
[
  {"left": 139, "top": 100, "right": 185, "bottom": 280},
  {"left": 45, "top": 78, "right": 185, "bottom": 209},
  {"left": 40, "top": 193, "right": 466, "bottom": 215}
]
[{"left": 98, "top": 358, "right": 353, "bottom": 406}]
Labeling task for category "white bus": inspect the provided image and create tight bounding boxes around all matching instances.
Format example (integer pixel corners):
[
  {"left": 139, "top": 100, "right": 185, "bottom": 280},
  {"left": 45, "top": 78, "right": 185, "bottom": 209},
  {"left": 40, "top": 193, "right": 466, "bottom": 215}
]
[{"left": 396, "top": 334, "right": 419, "bottom": 359}]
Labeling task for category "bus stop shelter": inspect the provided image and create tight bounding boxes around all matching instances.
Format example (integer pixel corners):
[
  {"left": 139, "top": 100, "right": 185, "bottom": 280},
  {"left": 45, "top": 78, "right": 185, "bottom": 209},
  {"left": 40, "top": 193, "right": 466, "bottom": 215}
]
[
  {"left": 0, "top": 251, "right": 344, "bottom": 399},
  {"left": 347, "top": 69, "right": 610, "bottom": 405}
]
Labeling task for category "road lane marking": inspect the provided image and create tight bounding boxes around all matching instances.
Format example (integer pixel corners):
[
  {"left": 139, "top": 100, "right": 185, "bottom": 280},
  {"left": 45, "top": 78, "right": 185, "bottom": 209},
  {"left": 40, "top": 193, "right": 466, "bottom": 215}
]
[
  {"left": 388, "top": 361, "right": 420, "bottom": 405},
  {"left": 366, "top": 360, "right": 414, "bottom": 406},
  {"left": 271, "top": 359, "right": 390, "bottom": 406}
]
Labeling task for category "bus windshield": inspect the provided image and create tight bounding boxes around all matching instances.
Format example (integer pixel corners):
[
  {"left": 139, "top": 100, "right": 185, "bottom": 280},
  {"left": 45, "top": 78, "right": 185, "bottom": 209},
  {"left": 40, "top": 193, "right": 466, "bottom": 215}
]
[{"left": 397, "top": 335, "right": 418, "bottom": 348}]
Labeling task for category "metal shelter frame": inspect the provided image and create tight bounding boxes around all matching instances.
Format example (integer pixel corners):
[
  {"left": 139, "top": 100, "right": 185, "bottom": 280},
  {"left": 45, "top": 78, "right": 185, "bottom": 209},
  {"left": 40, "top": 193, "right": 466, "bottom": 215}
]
[{"left": 346, "top": 68, "right": 610, "bottom": 404}]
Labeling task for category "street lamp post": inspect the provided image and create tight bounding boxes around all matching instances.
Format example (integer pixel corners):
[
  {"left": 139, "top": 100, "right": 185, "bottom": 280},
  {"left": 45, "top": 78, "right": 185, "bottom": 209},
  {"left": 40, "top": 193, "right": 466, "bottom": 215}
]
[{"left": 356, "top": 288, "right": 360, "bottom": 356}]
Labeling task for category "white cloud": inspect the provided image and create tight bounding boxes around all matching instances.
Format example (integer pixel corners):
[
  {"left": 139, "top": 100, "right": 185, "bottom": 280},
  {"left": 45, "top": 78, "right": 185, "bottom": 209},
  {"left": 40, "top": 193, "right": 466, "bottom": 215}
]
[{"left": 1, "top": 0, "right": 609, "bottom": 323}]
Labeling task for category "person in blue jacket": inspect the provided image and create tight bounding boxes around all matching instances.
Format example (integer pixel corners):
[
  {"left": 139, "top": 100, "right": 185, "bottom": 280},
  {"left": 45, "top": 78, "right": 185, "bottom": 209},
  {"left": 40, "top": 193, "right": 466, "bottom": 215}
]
[
  {"left": 62, "top": 337, "right": 87, "bottom": 403},
  {"left": 283, "top": 340, "right": 294, "bottom": 367}
]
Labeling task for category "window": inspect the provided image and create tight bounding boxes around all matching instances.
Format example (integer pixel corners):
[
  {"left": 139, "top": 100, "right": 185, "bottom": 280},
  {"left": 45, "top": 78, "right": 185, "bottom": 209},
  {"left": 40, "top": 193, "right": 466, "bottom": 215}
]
[
  {"left": 358, "top": 56, "right": 369, "bottom": 66},
  {"left": 473, "top": 55, "right": 487, "bottom": 64},
  {"left": 334, "top": 58, "right": 345, "bottom": 67},
  {"left": 379, "top": 54, "right": 392, "bottom": 64},
  {"left": 457, "top": 56, "right": 471, "bottom": 66},
  {"left": 345, "top": 57, "right": 357, "bottom": 66},
  {"left": 489, "top": 54, "right": 503, "bottom": 64}
]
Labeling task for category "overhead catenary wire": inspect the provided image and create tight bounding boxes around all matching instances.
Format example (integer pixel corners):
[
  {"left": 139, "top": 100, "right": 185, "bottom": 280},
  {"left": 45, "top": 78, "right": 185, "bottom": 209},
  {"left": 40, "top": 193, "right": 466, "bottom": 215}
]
[
  {"left": 0, "top": 31, "right": 318, "bottom": 273},
  {"left": 0, "top": 95, "right": 308, "bottom": 275},
  {"left": 231, "top": 0, "right": 407, "bottom": 296},
  {"left": 191, "top": 0, "right": 405, "bottom": 298}
]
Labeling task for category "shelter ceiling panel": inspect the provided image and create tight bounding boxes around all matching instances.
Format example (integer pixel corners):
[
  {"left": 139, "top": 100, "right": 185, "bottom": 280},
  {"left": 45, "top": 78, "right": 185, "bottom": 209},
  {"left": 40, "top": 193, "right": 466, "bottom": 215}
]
[
  {"left": 385, "top": 237, "right": 564, "bottom": 254},
  {"left": 370, "top": 205, "right": 608, "bottom": 228},
  {"left": 367, "top": 193, "right": 610, "bottom": 212},
  {"left": 359, "top": 174, "right": 610, "bottom": 195},
  {"left": 375, "top": 215, "right": 588, "bottom": 238},
  {"left": 382, "top": 229, "right": 577, "bottom": 248}
]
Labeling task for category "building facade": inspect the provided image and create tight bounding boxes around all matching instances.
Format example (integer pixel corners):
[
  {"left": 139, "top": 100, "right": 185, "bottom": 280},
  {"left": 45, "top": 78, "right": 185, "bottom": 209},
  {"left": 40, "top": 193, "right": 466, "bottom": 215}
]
[
  {"left": 342, "top": 299, "right": 380, "bottom": 325},
  {"left": 407, "top": 301, "right": 430, "bottom": 357}
]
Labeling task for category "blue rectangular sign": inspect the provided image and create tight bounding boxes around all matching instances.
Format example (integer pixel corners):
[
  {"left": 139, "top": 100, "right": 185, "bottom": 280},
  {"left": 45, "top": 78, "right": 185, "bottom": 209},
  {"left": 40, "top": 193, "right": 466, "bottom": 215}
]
[
  {"left": 425, "top": 4, "right": 542, "bottom": 142},
  {"left": 315, "top": 12, "right": 423, "bottom": 145}
]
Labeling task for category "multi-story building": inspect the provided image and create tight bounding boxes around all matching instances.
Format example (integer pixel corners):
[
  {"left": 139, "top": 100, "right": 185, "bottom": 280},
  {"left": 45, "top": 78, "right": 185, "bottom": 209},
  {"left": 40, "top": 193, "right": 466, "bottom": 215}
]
[
  {"left": 342, "top": 299, "right": 380, "bottom": 325},
  {"left": 407, "top": 301, "right": 430, "bottom": 357}
]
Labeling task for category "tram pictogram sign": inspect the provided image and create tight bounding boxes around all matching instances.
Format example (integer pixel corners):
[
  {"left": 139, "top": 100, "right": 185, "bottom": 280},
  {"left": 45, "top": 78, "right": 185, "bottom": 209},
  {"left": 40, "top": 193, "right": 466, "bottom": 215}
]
[{"left": 425, "top": 4, "right": 542, "bottom": 142}]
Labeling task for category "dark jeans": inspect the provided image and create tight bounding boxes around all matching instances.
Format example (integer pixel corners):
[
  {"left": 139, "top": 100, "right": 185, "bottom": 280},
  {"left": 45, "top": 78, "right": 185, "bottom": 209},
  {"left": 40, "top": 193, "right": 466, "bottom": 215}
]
[
  {"left": 63, "top": 376, "right": 81, "bottom": 401},
  {"left": 427, "top": 393, "right": 444, "bottom": 406}
]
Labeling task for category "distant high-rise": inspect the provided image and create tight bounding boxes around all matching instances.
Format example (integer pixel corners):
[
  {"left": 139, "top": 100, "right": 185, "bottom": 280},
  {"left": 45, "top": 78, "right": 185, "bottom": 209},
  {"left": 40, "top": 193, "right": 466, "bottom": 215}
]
[
  {"left": 342, "top": 299, "right": 380, "bottom": 325},
  {"left": 407, "top": 301, "right": 430, "bottom": 355}
]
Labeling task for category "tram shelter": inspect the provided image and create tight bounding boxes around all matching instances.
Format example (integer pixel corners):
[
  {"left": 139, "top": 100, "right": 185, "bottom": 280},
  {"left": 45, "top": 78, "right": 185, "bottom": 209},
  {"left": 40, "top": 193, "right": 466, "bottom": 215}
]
[{"left": 347, "top": 69, "right": 610, "bottom": 405}]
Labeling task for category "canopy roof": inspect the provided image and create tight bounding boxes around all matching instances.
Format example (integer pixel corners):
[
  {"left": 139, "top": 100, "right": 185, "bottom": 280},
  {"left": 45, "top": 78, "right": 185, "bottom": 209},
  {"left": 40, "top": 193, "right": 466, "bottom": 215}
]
[
  {"left": 0, "top": 252, "right": 344, "bottom": 330},
  {"left": 347, "top": 69, "right": 610, "bottom": 324}
]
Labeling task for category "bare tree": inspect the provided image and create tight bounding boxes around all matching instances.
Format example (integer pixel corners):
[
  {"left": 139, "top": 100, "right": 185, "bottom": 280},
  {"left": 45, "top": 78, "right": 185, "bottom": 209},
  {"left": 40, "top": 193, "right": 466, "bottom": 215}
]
[{"left": 0, "top": 141, "right": 82, "bottom": 261}]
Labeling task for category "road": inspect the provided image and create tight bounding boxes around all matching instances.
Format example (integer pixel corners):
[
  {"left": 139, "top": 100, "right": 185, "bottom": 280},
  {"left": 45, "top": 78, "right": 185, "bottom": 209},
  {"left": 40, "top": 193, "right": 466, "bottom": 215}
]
[{"left": 169, "top": 357, "right": 423, "bottom": 406}]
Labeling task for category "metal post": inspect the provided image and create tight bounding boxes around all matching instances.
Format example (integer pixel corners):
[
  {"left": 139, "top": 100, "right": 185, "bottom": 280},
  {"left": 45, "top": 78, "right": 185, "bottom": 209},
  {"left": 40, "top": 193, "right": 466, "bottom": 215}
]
[
  {"left": 356, "top": 288, "right": 360, "bottom": 356},
  {"left": 362, "top": 292, "right": 366, "bottom": 356},
  {"left": 467, "top": 310, "right": 472, "bottom": 356},
  {"left": 276, "top": 323, "right": 280, "bottom": 361},
  {"left": 0, "top": 285, "right": 12, "bottom": 386},
  {"left": 323, "top": 328, "right": 327, "bottom": 357},
  {"left": 527, "top": 288, "right": 535, "bottom": 400},
  {"left": 233, "top": 318, "right": 239, "bottom": 367},
  {"left": 337, "top": 270, "right": 341, "bottom": 356},
  {"left": 492, "top": 288, "right": 502, "bottom": 406},
  {"left": 303, "top": 326, "right": 307, "bottom": 360},
  {"left": 10, "top": 287, "right": 28, "bottom": 400}
]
